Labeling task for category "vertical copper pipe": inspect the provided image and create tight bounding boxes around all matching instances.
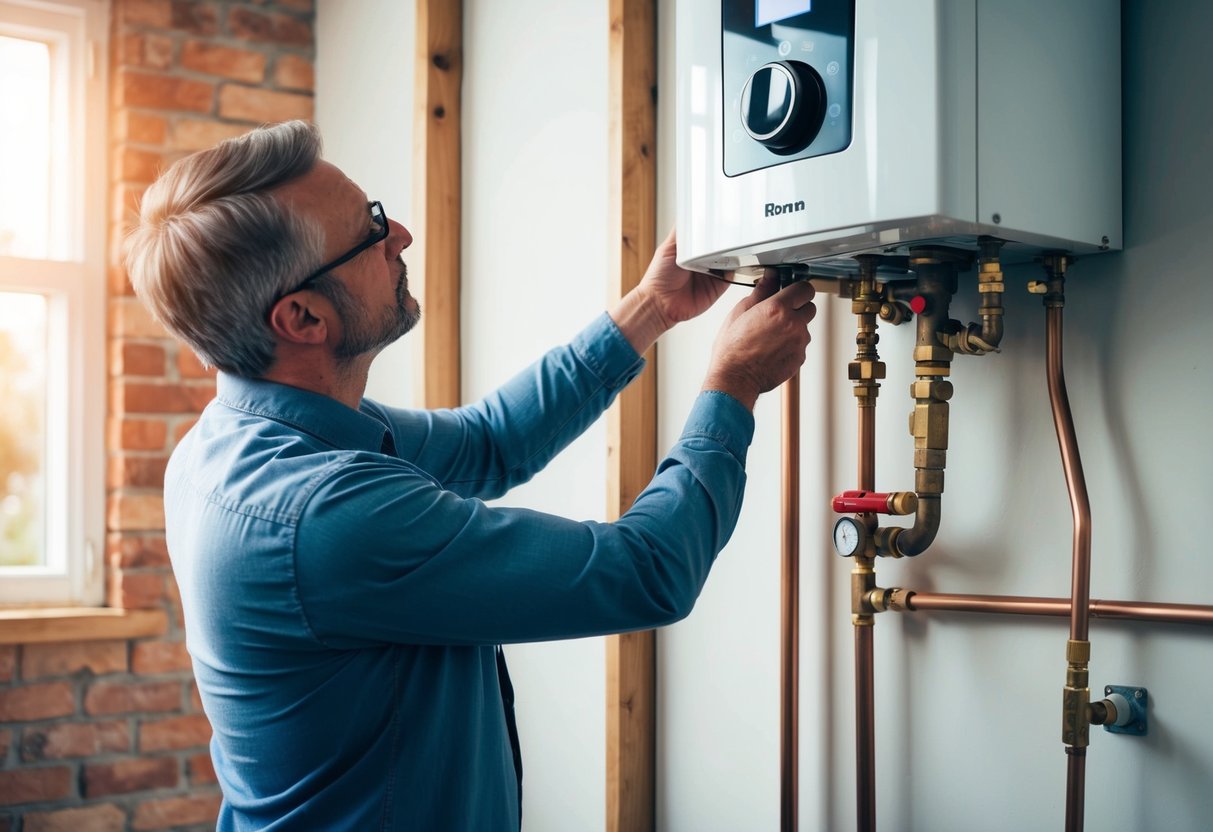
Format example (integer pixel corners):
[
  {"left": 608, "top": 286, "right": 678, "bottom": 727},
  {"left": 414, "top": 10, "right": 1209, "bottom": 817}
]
[
  {"left": 1047, "top": 304, "right": 1092, "bottom": 643},
  {"left": 1065, "top": 750, "right": 1086, "bottom": 830},
  {"left": 1044, "top": 272, "right": 1092, "bottom": 832},
  {"left": 854, "top": 624, "right": 876, "bottom": 832},
  {"left": 781, "top": 370, "right": 800, "bottom": 832},
  {"left": 855, "top": 403, "right": 876, "bottom": 832}
]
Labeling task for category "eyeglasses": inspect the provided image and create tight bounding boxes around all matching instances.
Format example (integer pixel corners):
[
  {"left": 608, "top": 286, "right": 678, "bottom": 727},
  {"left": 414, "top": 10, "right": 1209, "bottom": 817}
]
[{"left": 282, "top": 200, "right": 389, "bottom": 297}]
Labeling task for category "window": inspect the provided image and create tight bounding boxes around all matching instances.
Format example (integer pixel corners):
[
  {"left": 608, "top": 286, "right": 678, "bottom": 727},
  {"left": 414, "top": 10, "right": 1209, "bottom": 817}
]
[{"left": 0, "top": 0, "right": 107, "bottom": 605}]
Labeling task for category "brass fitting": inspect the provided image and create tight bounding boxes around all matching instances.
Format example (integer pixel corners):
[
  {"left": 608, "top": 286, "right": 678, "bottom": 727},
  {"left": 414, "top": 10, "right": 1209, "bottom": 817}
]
[
  {"left": 1062, "top": 639, "right": 1091, "bottom": 748},
  {"left": 943, "top": 237, "right": 1006, "bottom": 355},
  {"left": 852, "top": 558, "right": 877, "bottom": 624},
  {"left": 879, "top": 300, "right": 912, "bottom": 326},
  {"left": 1035, "top": 253, "right": 1071, "bottom": 308},
  {"left": 866, "top": 586, "right": 913, "bottom": 613}
]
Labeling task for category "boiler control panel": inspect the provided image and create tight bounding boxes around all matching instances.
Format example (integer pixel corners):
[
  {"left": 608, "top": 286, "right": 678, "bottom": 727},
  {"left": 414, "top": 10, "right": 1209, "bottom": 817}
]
[{"left": 722, "top": 0, "right": 855, "bottom": 177}]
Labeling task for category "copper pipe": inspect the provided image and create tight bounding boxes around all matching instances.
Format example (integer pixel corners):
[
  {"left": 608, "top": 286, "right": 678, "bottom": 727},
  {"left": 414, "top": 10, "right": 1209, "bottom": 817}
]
[
  {"left": 1040, "top": 259, "right": 1092, "bottom": 832},
  {"left": 1047, "top": 303, "right": 1092, "bottom": 643},
  {"left": 902, "top": 591, "right": 1213, "bottom": 626},
  {"left": 1065, "top": 750, "right": 1086, "bottom": 831},
  {"left": 854, "top": 625, "right": 875, "bottom": 832},
  {"left": 780, "top": 370, "right": 800, "bottom": 832}
]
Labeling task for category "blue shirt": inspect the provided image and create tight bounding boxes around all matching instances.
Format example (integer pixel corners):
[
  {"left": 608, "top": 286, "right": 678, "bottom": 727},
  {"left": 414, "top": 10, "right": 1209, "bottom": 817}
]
[{"left": 166, "top": 313, "right": 754, "bottom": 830}]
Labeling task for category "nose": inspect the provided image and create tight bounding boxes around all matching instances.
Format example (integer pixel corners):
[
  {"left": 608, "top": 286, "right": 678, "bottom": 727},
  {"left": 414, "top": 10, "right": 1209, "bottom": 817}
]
[{"left": 387, "top": 218, "right": 412, "bottom": 257}]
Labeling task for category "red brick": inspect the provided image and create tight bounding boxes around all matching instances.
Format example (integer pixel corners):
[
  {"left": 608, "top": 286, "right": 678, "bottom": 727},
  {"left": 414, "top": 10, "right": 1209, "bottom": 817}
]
[
  {"left": 84, "top": 679, "right": 181, "bottom": 716},
  {"left": 188, "top": 681, "right": 202, "bottom": 712},
  {"left": 139, "top": 714, "right": 212, "bottom": 752},
  {"left": 111, "top": 341, "right": 166, "bottom": 376},
  {"left": 115, "top": 32, "right": 174, "bottom": 70},
  {"left": 168, "top": 118, "right": 249, "bottom": 152},
  {"left": 24, "top": 803, "right": 126, "bottom": 832},
  {"left": 22, "top": 642, "right": 128, "bottom": 679},
  {"left": 111, "top": 379, "right": 216, "bottom": 414},
  {"left": 107, "top": 454, "right": 169, "bottom": 490},
  {"left": 174, "top": 418, "right": 199, "bottom": 444},
  {"left": 218, "top": 84, "right": 312, "bottom": 123},
  {"left": 0, "top": 646, "right": 15, "bottom": 682},
  {"left": 115, "top": 71, "right": 214, "bottom": 114},
  {"left": 83, "top": 757, "right": 178, "bottom": 797},
  {"left": 107, "top": 493, "right": 166, "bottom": 532},
  {"left": 108, "top": 262, "right": 135, "bottom": 296},
  {"left": 0, "top": 683, "right": 75, "bottom": 721},
  {"left": 106, "top": 535, "right": 171, "bottom": 570},
  {"left": 273, "top": 54, "right": 313, "bottom": 91},
  {"left": 119, "top": 0, "right": 171, "bottom": 28},
  {"left": 107, "top": 298, "right": 166, "bottom": 339},
  {"left": 0, "top": 727, "right": 10, "bottom": 757},
  {"left": 176, "top": 347, "right": 213, "bottom": 378},
  {"left": 180, "top": 40, "right": 266, "bottom": 82},
  {"left": 131, "top": 793, "right": 221, "bottom": 830},
  {"left": 227, "top": 7, "right": 311, "bottom": 45},
  {"left": 112, "top": 182, "right": 148, "bottom": 225},
  {"left": 108, "top": 569, "right": 166, "bottom": 609},
  {"left": 171, "top": 0, "right": 219, "bottom": 36},
  {"left": 188, "top": 752, "right": 216, "bottom": 785},
  {"left": 21, "top": 720, "right": 130, "bottom": 761},
  {"left": 115, "top": 111, "right": 168, "bottom": 145},
  {"left": 277, "top": 0, "right": 313, "bottom": 12},
  {"left": 113, "top": 146, "right": 168, "bottom": 184},
  {"left": 132, "top": 641, "right": 192, "bottom": 675},
  {"left": 0, "top": 767, "right": 72, "bottom": 807},
  {"left": 109, "top": 298, "right": 168, "bottom": 339},
  {"left": 109, "top": 417, "right": 169, "bottom": 451}
]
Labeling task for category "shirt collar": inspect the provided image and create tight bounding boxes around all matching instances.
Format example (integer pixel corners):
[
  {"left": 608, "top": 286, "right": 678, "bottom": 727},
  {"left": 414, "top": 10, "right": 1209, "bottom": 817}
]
[{"left": 215, "top": 372, "right": 391, "bottom": 454}]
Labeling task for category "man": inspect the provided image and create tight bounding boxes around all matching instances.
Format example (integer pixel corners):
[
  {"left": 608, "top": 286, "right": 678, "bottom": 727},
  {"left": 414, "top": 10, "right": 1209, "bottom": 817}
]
[{"left": 125, "top": 120, "right": 816, "bottom": 830}]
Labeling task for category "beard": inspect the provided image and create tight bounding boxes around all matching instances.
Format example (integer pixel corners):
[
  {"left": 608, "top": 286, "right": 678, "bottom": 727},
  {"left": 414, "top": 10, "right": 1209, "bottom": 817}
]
[{"left": 321, "top": 259, "right": 421, "bottom": 362}]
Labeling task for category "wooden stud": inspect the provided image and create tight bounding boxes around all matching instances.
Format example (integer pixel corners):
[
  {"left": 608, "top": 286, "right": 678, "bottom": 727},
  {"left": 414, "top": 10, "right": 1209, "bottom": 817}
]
[
  {"left": 605, "top": 1, "right": 658, "bottom": 830},
  {"left": 413, "top": 0, "right": 464, "bottom": 409}
]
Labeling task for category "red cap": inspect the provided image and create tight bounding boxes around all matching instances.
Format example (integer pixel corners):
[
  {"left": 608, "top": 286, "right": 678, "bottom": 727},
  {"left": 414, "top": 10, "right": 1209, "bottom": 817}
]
[{"left": 909, "top": 295, "right": 928, "bottom": 315}]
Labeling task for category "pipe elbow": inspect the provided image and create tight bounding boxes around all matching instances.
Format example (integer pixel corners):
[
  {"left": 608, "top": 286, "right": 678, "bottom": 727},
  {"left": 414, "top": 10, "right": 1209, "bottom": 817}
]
[{"left": 893, "top": 497, "right": 942, "bottom": 557}]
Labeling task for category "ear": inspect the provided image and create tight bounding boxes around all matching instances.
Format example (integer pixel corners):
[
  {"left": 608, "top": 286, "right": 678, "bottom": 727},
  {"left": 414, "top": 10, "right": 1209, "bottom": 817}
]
[{"left": 268, "top": 292, "right": 330, "bottom": 346}]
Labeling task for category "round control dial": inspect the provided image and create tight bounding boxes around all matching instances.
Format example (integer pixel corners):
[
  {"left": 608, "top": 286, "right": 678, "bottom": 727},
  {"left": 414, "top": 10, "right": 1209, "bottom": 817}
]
[{"left": 740, "top": 60, "right": 827, "bottom": 155}]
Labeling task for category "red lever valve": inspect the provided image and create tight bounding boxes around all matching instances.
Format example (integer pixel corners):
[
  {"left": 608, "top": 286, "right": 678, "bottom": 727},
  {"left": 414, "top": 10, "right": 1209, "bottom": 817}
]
[{"left": 831, "top": 489, "right": 918, "bottom": 516}]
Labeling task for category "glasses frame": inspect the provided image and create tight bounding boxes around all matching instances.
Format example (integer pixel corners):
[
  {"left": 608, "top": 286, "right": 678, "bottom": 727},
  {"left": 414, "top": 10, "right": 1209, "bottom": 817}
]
[{"left": 281, "top": 200, "right": 389, "bottom": 298}]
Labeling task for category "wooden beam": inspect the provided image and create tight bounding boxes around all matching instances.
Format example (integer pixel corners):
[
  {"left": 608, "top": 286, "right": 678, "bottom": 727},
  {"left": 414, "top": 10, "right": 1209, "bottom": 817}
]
[
  {"left": 413, "top": 0, "right": 463, "bottom": 408},
  {"left": 605, "top": 1, "right": 658, "bottom": 830}
]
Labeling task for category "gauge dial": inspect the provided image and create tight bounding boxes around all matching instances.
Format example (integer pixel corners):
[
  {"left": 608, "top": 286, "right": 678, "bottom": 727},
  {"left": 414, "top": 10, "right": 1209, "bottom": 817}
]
[{"left": 833, "top": 516, "right": 867, "bottom": 558}]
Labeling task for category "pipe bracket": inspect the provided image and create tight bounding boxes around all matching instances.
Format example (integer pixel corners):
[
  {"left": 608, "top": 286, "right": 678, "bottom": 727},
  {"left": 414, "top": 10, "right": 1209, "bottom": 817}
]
[{"left": 1102, "top": 685, "right": 1149, "bottom": 736}]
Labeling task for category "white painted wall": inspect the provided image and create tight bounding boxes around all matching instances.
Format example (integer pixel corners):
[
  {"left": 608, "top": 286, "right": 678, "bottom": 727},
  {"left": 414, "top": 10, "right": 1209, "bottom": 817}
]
[
  {"left": 316, "top": 1, "right": 1213, "bottom": 830},
  {"left": 315, "top": 0, "right": 416, "bottom": 407},
  {"left": 461, "top": 2, "right": 610, "bottom": 830}
]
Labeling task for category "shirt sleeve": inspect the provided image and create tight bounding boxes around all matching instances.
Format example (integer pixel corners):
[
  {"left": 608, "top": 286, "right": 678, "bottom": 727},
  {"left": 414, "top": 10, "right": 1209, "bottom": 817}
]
[
  {"left": 364, "top": 313, "right": 644, "bottom": 501},
  {"left": 293, "top": 390, "right": 755, "bottom": 647}
]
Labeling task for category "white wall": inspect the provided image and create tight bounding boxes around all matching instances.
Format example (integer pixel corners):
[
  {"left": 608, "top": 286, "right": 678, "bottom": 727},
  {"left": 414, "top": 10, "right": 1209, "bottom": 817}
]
[
  {"left": 315, "top": 0, "right": 416, "bottom": 407},
  {"left": 316, "top": 1, "right": 1213, "bottom": 830},
  {"left": 461, "top": 2, "right": 610, "bottom": 830},
  {"left": 656, "top": 1, "right": 1213, "bottom": 830}
]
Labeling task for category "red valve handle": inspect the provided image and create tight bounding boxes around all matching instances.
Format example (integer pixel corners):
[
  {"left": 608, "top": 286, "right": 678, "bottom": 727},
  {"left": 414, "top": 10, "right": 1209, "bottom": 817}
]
[{"left": 831, "top": 489, "right": 917, "bottom": 515}]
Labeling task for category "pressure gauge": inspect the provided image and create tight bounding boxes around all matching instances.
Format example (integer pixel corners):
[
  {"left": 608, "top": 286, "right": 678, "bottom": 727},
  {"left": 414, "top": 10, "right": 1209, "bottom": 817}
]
[{"left": 832, "top": 516, "right": 868, "bottom": 558}]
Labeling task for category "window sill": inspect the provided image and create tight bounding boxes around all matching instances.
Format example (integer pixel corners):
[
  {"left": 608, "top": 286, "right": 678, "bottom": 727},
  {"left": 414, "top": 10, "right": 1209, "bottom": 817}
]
[{"left": 0, "top": 607, "right": 168, "bottom": 645}]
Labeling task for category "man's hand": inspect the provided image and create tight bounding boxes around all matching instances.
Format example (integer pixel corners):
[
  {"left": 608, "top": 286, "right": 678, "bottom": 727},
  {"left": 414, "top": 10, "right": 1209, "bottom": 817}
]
[
  {"left": 702, "top": 272, "right": 816, "bottom": 410},
  {"left": 610, "top": 228, "right": 729, "bottom": 356},
  {"left": 636, "top": 228, "right": 729, "bottom": 330}
]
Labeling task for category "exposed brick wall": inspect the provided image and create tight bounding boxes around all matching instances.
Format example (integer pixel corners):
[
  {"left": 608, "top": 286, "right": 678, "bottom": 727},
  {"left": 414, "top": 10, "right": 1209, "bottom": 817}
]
[{"left": 1, "top": 1, "right": 315, "bottom": 828}]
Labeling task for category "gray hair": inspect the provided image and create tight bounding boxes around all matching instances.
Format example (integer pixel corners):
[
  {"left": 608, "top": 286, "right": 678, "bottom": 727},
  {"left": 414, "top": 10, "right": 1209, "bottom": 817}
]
[{"left": 125, "top": 120, "right": 326, "bottom": 377}]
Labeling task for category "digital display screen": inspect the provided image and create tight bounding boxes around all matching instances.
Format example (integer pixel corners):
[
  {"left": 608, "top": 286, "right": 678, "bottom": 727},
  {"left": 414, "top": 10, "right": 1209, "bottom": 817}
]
[{"left": 756, "top": 0, "right": 812, "bottom": 27}]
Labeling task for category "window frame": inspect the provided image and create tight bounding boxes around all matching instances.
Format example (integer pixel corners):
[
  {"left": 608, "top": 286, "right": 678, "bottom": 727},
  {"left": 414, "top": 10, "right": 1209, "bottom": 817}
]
[{"left": 0, "top": 0, "right": 107, "bottom": 606}]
